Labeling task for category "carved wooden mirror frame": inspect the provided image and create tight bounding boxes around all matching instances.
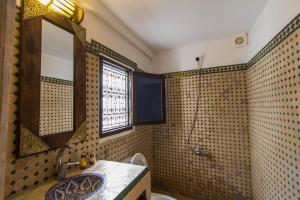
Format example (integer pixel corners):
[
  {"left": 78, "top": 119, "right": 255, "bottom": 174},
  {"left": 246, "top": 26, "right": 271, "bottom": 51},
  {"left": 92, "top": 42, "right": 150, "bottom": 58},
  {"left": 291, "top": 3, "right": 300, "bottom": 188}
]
[{"left": 17, "top": 1, "right": 86, "bottom": 158}]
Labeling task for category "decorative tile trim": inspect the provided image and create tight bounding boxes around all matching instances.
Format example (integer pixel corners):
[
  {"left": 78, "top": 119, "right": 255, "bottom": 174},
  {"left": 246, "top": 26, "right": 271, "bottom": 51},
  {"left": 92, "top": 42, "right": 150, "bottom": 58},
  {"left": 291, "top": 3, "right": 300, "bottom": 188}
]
[
  {"left": 165, "top": 13, "right": 300, "bottom": 77},
  {"left": 247, "top": 28, "right": 300, "bottom": 200},
  {"left": 114, "top": 168, "right": 149, "bottom": 200},
  {"left": 7, "top": 6, "right": 154, "bottom": 198},
  {"left": 155, "top": 68, "right": 251, "bottom": 199},
  {"left": 248, "top": 13, "right": 300, "bottom": 67},
  {"left": 165, "top": 64, "right": 247, "bottom": 78},
  {"left": 19, "top": 125, "right": 50, "bottom": 157},
  {"left": 41, "top": 76, "right": 74, "bottom": 85},
  {"left": 86, "top": 40, "right": 139, "bottom": 71}
]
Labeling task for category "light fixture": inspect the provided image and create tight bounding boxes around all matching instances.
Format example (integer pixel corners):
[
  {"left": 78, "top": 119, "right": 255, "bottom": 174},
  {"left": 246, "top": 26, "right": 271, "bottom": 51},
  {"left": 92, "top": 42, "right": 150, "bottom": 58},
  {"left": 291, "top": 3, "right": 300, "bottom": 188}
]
[{"left": 39, "top": 0, "right": 84, "bottom": 24}]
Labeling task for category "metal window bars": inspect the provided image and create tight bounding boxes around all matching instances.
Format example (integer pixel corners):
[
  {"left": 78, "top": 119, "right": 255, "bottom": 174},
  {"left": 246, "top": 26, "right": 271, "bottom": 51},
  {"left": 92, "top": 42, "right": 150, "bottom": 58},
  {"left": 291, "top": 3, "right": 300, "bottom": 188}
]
[{"left": 102, "top": 61, "right": 130, "bottom": 132}]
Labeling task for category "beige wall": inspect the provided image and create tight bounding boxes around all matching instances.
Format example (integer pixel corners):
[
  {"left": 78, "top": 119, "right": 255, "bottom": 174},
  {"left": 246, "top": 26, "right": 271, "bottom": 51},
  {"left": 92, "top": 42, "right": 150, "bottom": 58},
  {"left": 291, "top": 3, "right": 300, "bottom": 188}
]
[
  {"left": 4, "top": 1, "right": 300, "bottom": 200},
  {"left": 4, "top": 9, "right": 154, "bottom": 198},
  {"left": 153, "top": 5, "right": 300, "bottom": 200},
  {"left": 247, "top": 5, "right": 300, "bottom": 198},
  {"left": 153, "top": 69, "right": 252, "bottom": 200},
  {"left": 80, "top": 0, "right": 155, "bottom": 73},
  {"left": 247, "top": 22, "right": 300, "bottom": 200},
  {"left": 153, "top": 35, "right": 248, "bottom": 74},
  {"left": 247, "top": 0, "right": 300, "bottom": 60},
  {"left": 153, "top": 0, "right": 300, "bottom": 74},
  {"left": 16, "top": 0, "right": 155, "bottom": 73},
  {"left": 4, "top": 2, "right": 157, "bottom": 197}
]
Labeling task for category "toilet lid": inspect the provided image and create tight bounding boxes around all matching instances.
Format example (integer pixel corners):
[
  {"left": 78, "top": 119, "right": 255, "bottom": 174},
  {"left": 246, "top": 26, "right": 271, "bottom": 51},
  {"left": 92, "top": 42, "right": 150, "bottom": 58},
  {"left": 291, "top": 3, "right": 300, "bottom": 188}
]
[
  {"left": 130, "top": 153, "right": 148, "bottom": 166},
  {"left": 151, "top": 193, "right": 176, "bottom": 200}
]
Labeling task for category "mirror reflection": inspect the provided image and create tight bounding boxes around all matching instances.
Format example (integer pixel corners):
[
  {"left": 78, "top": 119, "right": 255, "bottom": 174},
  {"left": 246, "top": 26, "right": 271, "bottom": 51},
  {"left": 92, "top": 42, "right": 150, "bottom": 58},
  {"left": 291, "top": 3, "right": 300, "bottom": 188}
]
[{"left": 39, "top": 19, "right": 74, "bottom": 136}]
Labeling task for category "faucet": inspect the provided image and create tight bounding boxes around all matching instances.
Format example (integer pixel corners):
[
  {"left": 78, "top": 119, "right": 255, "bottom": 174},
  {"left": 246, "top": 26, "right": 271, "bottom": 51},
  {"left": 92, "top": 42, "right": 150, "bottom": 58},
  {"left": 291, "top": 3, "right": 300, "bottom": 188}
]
[
  {"left": 189, "top": 145, "right": 211, "bottom": 157},
  {"left": 55, "top": 144, "right": 79, "bottom": 181},
  {"left": 56, "top": 161, "right": 79, "bottom": 181}
]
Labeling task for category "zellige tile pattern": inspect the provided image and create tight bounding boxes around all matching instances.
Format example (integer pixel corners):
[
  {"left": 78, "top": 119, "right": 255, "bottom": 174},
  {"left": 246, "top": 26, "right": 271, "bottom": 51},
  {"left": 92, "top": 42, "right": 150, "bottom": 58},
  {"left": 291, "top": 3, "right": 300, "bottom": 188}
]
[
  {"left": 39, "top": 81, "right": 73, "bottom": 136},
  {"left": 5, "top": 5, "right": 300, "bottom": 200},
  {"left": 247, "top": 28, "right": 300, "bottom": 200},
  {"left": 4, "top": 7, "right": 154, "bottom": 197},
  {"left": 154, "top": 70, "right": 252, "bottom": 200}
]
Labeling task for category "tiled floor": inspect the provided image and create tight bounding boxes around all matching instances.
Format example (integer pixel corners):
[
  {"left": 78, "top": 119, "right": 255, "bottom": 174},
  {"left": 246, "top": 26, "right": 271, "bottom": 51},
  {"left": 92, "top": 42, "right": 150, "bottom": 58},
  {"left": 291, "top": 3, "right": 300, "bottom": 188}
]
[{"left": 152, "top": 187, "right": 195, "bottom": 200}]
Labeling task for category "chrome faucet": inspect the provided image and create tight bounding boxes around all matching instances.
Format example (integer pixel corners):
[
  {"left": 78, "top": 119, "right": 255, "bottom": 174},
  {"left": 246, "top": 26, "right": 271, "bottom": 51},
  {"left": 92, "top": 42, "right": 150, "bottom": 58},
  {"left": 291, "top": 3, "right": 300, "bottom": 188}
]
[
  {"left": 55, "top": 144, "right": 79, "bottom": 181},
  {"left": 189, "top": 145, "right": 211, "bottom": 157},
  {"left": 56, "top": 161, "right": 79, "bottom": 181}
]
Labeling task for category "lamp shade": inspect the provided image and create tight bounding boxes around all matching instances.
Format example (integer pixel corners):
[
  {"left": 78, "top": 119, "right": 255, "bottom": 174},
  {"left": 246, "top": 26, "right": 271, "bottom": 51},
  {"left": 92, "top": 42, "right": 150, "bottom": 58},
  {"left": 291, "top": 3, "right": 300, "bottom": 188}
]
[{"left": 39, "top": 0, "right": 84, "bottom": 24}]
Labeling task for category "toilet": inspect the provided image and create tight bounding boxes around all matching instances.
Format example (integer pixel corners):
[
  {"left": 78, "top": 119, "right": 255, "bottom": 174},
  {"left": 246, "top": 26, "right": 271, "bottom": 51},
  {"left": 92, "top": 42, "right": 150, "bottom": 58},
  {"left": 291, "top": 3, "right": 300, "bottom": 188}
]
[
  {"left": 151, "top": 193, "right": 176, "bottom": 200},
  {"left": 124, "top": 153, "right": 176, "bottom": 200}
]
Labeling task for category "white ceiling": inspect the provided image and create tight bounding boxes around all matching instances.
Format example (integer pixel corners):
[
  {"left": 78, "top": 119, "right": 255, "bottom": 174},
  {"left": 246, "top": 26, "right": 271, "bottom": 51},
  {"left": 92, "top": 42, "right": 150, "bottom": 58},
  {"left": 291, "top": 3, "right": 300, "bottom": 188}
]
[{"left": 101, "top": 0, "right": 269, "bottom": 51}]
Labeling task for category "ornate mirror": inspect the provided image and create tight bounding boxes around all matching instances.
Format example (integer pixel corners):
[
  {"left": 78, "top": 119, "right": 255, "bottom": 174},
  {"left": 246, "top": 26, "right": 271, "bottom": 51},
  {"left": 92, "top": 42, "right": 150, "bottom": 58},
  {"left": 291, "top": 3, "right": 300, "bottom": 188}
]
[{"left": 18, "top": 1, "right": 86, "bottom": 158}]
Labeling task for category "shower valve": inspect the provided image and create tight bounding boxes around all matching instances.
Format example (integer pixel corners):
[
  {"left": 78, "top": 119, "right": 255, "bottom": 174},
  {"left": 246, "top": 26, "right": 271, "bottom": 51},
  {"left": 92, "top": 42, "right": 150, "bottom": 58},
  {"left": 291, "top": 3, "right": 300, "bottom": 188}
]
[{"left": 191, "top": 145, "right": 210, "bottom": 157}]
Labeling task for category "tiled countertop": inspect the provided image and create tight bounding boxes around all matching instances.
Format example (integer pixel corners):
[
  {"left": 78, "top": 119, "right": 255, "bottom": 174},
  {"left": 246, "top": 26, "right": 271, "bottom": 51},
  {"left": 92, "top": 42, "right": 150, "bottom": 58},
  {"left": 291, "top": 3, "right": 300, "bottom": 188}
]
[{"left": 7, "top": 160, "right": 149, "bottom": 200}]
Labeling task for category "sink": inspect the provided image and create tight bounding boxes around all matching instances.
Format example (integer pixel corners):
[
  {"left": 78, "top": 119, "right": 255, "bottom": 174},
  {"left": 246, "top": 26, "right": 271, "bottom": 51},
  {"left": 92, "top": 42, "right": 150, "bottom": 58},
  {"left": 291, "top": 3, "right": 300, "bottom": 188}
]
[{"left": 45, "top": 173, "right": 106, "bottom": 200}]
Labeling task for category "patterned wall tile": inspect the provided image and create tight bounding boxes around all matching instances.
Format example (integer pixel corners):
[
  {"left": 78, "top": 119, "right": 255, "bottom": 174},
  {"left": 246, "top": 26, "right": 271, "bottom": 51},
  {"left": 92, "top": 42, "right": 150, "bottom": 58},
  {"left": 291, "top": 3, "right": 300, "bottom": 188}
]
[
  {"left": 6, "top": 5, "right": 300, "bottom": 200},
  {"left": 5, "top": 8, "right": 154, "bottom": 198},
  {"left": 40, "top": 81, "right": 73, "bottom": 136},
  {"left": 153, "top": 12, "right": 300, "bottom": 200},
  {"left": 247, "top": 29, "right": 300, "bottom": 200},
  {"left": 153, "top": 71, "right": 252, "bottom": 200}
]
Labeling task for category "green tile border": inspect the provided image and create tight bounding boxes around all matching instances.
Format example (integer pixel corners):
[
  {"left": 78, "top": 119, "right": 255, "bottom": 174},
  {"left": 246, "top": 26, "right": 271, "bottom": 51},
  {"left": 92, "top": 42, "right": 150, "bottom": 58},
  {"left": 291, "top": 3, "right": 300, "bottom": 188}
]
[
  {"left": 247, "top": 13, "right": 300, "bottom": 67},
  {"left": 165, "top": 64, "right": 247, "bottom": 78},
  {"left": 17, "top": 4, "right": 300, "bottom": 77},
  {"left": 114, "top": 167, "right": 149, "bottom": 200},
  {"left": 41, "top": 76, "right": 74, "bottom": 85},
  {"left": 11, "top": 5, "right": 300, "bottom": 199},
  {"left": 164, "top": 13, "right": 300, "bottom": 78},
  {"left": 86, "top": 39, "right": 141, "bottom": 71}
]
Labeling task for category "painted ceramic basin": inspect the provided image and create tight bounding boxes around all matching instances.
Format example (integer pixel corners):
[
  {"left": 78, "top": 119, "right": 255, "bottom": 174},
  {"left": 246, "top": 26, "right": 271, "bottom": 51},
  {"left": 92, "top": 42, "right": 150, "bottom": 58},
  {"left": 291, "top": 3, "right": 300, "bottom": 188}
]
[{"left": 45, "top": 173, "right": 105, "bottom": 200}]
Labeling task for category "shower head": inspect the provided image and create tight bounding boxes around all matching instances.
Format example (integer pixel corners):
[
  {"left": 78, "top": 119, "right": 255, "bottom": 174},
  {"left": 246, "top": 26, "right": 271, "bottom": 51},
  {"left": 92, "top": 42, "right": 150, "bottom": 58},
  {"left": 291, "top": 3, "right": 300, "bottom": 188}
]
[{"left": 195, "top": 55, "right": 205, "bottom": 69}]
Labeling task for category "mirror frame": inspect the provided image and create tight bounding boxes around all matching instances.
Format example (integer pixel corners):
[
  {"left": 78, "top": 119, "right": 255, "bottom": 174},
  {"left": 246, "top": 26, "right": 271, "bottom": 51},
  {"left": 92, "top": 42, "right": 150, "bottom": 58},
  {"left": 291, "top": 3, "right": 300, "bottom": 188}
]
[{"left": 18, "top": 12, "right": 86, "bottom": 158}]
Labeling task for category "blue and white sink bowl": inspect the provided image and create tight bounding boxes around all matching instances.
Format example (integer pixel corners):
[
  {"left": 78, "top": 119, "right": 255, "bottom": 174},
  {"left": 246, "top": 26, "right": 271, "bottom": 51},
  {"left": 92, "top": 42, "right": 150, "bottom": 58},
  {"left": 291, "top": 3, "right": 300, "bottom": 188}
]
[{"left": 45, "top": 173, "right": 106, "bottom": 200}]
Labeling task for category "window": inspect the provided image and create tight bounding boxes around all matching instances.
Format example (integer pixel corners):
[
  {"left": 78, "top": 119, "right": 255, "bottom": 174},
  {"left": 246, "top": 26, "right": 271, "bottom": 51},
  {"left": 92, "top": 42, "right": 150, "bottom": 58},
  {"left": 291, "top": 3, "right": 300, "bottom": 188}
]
[
  {"left": 99, "top": 56, "right": 166, "bottom": 138},
  {"left": 100, "top": 57, "right": 132, "bottom": 137},
  {"left": 133, "top": 72, "right": 166, "bottom": 125}
]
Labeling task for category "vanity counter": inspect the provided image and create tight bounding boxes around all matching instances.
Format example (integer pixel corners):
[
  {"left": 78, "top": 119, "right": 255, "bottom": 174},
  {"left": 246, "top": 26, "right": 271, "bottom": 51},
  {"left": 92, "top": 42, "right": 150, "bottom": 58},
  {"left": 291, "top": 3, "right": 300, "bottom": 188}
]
[{"left": 7, "top": 160, "right": 150, "bottom": 200}]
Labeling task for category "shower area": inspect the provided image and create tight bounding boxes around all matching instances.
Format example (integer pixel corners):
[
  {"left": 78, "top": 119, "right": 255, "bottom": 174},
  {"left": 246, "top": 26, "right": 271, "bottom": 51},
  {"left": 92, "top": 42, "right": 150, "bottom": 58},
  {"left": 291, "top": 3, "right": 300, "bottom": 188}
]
[
  {"left": 153, "top": 67, "right": 251, "bottom": 200},
  {"left": 152, "top": 22, "right": 300, "bottom": 200}
]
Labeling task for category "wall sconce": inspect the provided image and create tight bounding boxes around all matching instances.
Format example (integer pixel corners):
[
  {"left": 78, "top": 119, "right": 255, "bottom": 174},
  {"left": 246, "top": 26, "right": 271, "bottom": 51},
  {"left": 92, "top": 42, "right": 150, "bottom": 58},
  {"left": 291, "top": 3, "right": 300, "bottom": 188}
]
[{"left": 39, "top": 0, "right": 84, "bottom": 24}]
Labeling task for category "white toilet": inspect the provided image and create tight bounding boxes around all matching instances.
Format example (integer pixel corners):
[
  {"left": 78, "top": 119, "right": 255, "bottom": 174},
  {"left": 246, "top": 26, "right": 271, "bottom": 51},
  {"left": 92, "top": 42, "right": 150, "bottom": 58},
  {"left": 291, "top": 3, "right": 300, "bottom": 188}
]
[
  {"left": 151, "top": 193, "right": 176, "bottom": 200},
  {"left": 124, "top": 153, "right": 176, "bottom": 200}
]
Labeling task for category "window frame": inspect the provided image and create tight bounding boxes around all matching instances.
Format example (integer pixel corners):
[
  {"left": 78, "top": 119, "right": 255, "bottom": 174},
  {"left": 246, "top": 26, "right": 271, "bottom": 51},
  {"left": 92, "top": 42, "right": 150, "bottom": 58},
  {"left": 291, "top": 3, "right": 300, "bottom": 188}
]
[
  {"left": 99, "top": 56, "right": 132, "bottom": 138},
  {"left": 133, "top": 72, "right": 166, "bottom": 126}
]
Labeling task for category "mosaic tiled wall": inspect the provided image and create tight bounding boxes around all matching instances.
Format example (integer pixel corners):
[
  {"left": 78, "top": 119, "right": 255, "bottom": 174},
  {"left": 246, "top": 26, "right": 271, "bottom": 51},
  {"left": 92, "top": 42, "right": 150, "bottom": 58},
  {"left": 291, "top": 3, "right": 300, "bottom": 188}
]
[
  {"left": 153, "top": 69, "right": 252, "bottom": 200},
  {"left": 247, "top": 23, "right": 300, "bottom": 200},
  {"left": 40, "top": 79, "right": 74, "bottom": 136},
  {"left": 4, "top": 8, "right": 154, "bottom": 198},
  {"left": 6, "top": 5, "right": 300, "bottom": 200},
  {"left": 153, "top": 14, "right": 300, "bottom": 200}
]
